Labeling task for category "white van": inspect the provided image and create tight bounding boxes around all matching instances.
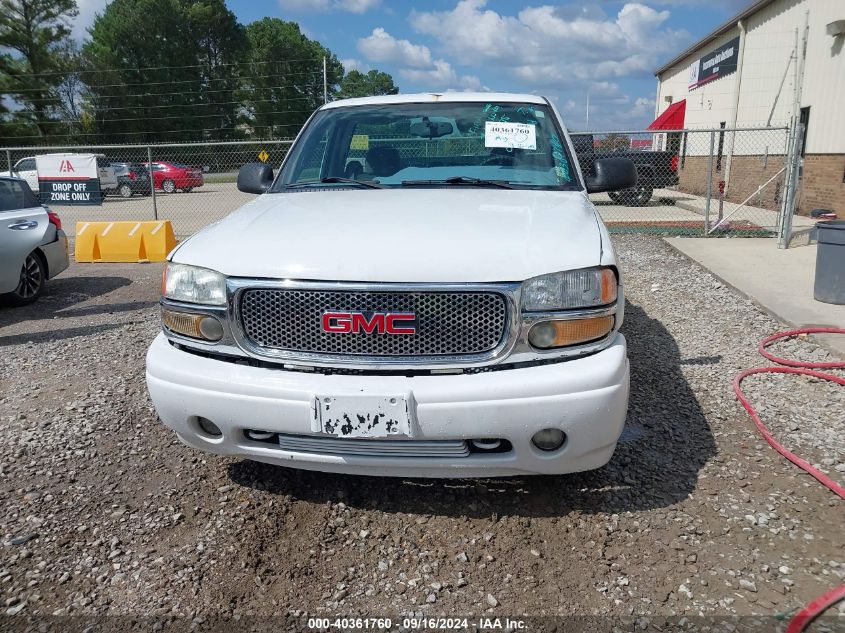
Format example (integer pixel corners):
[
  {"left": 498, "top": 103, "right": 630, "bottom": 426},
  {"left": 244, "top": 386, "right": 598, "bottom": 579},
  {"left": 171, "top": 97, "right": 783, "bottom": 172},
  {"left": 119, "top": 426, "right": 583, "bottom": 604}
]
[{"left": 2, "top": 154, "right": 118, "bottom": 195}]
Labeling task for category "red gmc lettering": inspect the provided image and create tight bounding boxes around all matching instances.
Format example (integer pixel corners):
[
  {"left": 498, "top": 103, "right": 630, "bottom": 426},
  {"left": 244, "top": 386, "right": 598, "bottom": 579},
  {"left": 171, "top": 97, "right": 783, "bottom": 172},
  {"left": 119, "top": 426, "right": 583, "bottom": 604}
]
[
  {"left": 385, "top": 313, "right": 417, "bottom": 334},
  {"left": 322, "top": 312, "right": 416, "bottom": 335}
]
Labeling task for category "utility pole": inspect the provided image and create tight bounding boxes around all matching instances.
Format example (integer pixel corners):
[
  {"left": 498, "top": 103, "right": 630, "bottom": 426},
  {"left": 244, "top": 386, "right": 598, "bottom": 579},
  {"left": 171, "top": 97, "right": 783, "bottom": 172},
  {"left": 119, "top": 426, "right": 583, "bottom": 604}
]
[
  {"left": 585, "top": 90, "right": 590, "bottom": 130},
  {"left": 323, "top": 57, "right": 328, "bottom": 104}
]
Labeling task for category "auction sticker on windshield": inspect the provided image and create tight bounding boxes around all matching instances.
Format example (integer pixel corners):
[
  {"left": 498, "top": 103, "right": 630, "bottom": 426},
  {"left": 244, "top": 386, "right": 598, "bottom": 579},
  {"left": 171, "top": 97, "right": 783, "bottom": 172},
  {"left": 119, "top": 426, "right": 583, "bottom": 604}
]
[
  {"left": 314, "top": 395, "right": 411, "bottom": 438},
  {"left": 485, "top": 120, "right": 537, "bottom": 150}
]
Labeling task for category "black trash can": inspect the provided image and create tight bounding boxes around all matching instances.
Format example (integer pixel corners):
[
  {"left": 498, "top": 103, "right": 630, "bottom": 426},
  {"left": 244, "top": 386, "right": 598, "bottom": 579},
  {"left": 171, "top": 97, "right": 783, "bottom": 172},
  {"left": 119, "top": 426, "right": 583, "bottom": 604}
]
[{"left": 814, "top": 220, "right": 845, "bottom": 305}]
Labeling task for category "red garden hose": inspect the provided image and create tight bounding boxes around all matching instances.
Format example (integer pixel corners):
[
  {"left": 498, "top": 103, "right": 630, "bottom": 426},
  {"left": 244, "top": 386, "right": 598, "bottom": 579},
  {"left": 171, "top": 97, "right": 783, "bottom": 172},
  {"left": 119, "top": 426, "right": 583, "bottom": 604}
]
[{"left": 733, "top": 327, "right": 845, "bottom": 632}]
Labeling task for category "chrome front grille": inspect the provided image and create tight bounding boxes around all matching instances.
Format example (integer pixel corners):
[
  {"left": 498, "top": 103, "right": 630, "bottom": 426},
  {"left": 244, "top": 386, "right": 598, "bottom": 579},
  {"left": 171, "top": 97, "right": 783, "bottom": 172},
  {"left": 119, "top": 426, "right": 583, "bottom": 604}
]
[{"left": 237, "top": 288, "right": 507, "bottom": 358}]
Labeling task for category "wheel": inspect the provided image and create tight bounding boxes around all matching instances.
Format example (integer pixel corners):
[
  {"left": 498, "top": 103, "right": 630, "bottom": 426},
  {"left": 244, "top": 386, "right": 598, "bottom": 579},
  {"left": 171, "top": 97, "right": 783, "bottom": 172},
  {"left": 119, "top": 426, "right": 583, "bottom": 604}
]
[
  {"left": 613, "top": 184, "right": 653, "bottom": 207},
  {"left": 162, "top": 179, "right": 176, "bottom": 193},
  {"left": 119, "top": 184, "right": 133, "bottom": 198},
  {"left": 607, "top": 191, "right": 621, "bottom": 204},
  {"left": 1, "top": 252, "right": 45, "bottom": 306},
  {"left": 183, "top": 187, "right": 193, "bottom": 193}
]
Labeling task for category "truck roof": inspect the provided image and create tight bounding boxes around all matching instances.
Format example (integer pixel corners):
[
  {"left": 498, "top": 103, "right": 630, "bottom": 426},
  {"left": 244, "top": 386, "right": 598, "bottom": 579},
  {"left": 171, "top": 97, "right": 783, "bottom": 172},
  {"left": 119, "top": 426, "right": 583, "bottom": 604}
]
[{"left": 322, "top": 92, "right": 549, "bottom": 109}]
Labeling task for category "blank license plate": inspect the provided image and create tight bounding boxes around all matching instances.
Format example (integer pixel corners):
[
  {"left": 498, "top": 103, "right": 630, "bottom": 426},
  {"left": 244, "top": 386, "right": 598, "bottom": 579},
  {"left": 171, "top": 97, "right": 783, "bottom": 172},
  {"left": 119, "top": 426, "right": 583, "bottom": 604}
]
[{"left": 315, "top": 395, "right": 410, "bottom": 438}]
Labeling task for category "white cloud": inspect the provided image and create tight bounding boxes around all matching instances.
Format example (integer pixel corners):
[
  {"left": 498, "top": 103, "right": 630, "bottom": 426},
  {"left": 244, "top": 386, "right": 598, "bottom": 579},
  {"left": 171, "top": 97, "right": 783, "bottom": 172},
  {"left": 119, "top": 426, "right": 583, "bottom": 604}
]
[
  {"left": 357, "top": 28, "right": 432, "bottom": 68},
  {"left": 358, "top": 28, "right": 482, "bottom": 92},
  {"left": 409, "top": 0, "right": 689, "bottom": 88},
  {"left": 72, "top": 0, "right": 109, "bottom": 40},
  {"left": 399, "top": 60, "right": 483, "bottom": 91},
  {"left": 278, "top": 0, "right": 380, "bottom": 13},
  {"left": 399, "top": 59, "right": 455, "bottom": 84},
  {"left": 337, "top": 0, "right": 380, "bottom": 12},
  {"left": 341, "top": 58, "right": 367, "bottom": 73}
]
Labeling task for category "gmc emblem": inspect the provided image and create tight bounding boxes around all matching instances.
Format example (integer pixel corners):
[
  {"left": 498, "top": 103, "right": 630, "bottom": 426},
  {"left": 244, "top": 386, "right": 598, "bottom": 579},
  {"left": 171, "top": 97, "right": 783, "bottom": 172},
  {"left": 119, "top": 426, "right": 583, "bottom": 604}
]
[{"left": 322, "top": 311, "right": 417, "bottom": 335}]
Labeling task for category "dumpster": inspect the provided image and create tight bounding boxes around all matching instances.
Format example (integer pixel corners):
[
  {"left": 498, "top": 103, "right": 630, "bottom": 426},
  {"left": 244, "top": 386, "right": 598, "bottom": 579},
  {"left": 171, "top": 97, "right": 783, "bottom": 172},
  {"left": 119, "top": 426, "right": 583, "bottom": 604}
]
[{"left": 814, "top": 220, "right": 845, "bottom": 305}]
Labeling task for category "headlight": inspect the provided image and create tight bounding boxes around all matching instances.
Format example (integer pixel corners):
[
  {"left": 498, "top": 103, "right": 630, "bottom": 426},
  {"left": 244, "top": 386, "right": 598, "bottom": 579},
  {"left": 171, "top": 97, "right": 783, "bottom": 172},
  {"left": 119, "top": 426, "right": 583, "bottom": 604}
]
[
  {"left": 163, "top": 263, "right": 227, "bottom": 305},
  {"left": 521, "top": 267, "right": 617, "bottom": 311}
]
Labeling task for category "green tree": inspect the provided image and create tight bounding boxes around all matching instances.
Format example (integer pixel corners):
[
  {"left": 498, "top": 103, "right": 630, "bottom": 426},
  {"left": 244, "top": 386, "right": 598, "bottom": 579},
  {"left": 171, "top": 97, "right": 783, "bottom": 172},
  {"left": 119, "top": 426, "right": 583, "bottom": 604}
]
[
  {"left": 180, "top": 0, "right": 247, "bottom": 139},
  {"left": 242, "top": 18, "right": 343, "bottom": 138},
  {"left": 0, "top": 0, "right": 79, "bottom": 142},
  {"left": 82, "top": 0, "right": 246, "bottom": 142},
  {"left": 336, "top": 69, "right": 398, "bottom": 99}
]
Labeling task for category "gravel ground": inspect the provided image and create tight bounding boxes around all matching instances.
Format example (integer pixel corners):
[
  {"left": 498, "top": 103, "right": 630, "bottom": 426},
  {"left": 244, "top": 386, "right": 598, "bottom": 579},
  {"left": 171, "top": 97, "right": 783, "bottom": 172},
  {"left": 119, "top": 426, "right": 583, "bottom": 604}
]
[{"left": 0, "top": 235, "right": 843, "bottom": 629}]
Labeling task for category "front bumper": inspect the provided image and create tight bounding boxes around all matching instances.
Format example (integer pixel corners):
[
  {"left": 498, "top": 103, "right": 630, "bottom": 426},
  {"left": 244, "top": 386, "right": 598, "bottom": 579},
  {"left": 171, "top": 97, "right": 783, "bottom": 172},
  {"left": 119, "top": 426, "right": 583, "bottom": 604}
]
[{"left": 145, "top": 333, "right": 629, "bottom": 478}]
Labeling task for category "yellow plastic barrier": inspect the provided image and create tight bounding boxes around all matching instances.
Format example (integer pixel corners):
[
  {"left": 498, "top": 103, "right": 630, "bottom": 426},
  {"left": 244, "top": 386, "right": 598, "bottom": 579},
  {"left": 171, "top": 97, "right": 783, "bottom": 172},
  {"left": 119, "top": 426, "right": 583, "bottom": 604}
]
[{"left": 75, "top": 221, "right": 177, "bottom": 263}]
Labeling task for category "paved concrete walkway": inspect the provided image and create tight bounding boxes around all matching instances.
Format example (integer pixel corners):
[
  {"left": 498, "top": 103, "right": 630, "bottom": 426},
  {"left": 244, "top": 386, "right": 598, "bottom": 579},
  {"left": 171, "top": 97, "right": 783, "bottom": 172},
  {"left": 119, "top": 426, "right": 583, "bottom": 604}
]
[
  {"left": 665, "top": 237, "right": 845, "bottom": 357},
  {"left": 672, "top": 192, "right": 816, "bottom": 233}
]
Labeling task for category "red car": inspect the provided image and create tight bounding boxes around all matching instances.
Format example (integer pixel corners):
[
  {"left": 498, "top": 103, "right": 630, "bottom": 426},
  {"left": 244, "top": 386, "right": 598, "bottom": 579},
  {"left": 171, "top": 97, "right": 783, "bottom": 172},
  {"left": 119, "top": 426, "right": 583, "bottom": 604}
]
[{"left": 147, "top": 162, "right": 204, "bottom": 193}]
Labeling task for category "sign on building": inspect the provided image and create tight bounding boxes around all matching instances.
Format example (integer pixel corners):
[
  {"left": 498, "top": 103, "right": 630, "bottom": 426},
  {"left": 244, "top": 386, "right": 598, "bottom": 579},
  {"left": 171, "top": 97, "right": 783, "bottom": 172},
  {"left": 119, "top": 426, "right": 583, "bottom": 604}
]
[
  {"left": 688, "top": 36, "right": 740, "bottom": 90},
  {"left": 36, "top": 153, "right": 103, "bottom": 205}
]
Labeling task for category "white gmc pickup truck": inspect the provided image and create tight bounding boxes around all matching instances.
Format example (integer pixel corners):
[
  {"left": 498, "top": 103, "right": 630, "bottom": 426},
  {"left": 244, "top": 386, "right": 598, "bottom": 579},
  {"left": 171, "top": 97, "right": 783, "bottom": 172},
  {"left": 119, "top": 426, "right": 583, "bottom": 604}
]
[{"left": 145, "top": 92, "right": 637, "bottom": 478}]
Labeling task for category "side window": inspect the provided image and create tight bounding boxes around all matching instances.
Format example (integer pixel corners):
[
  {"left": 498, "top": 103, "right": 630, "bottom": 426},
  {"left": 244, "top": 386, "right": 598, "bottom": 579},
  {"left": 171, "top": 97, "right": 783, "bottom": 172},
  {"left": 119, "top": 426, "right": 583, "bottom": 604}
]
[
  {"left": 16, "top": 158, "right": 36, "bottom": 172},
  {"left": 0, "top": 180, "right": 33, "bottom": 212}
]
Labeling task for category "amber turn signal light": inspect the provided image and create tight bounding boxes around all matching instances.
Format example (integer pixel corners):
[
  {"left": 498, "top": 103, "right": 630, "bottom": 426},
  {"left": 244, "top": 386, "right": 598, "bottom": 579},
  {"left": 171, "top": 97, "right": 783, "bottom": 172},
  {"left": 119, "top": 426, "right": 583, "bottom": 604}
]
[
  {"left": 528, "top": 315, "right": 614, "bottom": 349},
  {"left": 161, "top": 308, "right": 224, "bottom": 341}
]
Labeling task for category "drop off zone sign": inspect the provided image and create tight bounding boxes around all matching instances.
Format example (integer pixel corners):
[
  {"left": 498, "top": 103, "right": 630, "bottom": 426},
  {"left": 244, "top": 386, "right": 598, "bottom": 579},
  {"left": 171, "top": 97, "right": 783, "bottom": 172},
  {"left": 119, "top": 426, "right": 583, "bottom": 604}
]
[{"left": 36, "top": 154, "right": 103, "bottom": 205}]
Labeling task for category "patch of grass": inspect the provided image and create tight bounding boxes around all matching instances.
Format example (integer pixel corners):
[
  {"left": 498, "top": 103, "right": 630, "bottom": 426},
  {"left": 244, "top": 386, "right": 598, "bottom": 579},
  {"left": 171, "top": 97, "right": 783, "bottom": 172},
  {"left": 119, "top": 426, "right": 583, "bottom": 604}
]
[{"left": 203, "top": 173, "right": 238, "bottom": 184}]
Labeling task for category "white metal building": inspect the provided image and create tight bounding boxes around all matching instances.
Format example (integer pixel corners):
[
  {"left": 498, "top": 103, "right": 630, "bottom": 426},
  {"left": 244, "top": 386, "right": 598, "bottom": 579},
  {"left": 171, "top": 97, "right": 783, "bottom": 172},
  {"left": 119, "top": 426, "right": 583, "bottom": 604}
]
[{"left": 653, "top": 0, "right": 845, "bottom": 216}]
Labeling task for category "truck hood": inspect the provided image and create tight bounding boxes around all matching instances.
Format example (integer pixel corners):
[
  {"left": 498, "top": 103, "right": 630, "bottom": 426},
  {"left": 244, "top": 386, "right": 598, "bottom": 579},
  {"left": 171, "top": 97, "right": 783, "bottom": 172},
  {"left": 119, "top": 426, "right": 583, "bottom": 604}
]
[{"left": 172, "top": 188, "right": 603, "bottom": 283}]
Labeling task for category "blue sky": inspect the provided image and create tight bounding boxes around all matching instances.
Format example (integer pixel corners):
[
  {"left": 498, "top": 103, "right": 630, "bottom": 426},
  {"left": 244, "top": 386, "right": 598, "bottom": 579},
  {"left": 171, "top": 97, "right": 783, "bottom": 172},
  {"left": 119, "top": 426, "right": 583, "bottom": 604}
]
[{"left": 73, "top": 0, "right": 743, "bottom": 130}]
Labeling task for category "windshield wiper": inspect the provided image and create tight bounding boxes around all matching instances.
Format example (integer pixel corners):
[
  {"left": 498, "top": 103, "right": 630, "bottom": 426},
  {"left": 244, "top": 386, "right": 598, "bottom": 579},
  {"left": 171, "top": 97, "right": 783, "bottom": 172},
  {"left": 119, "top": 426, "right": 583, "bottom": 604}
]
[
  {"left": 284, "top": 177, "right": 384, "bottom": 190},
  {"left": 401, "top": 176, "right": 516, "bottom": 189}
]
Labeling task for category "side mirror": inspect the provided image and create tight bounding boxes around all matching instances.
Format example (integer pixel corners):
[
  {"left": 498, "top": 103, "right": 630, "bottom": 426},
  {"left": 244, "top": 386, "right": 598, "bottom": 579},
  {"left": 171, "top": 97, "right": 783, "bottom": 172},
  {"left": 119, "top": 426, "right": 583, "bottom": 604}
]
[
  {"left": 237, "top": 162, "right": 274, "bottom": 194},
  {"left": 584, "top": 157, "right": 637, "bottom": 193}
]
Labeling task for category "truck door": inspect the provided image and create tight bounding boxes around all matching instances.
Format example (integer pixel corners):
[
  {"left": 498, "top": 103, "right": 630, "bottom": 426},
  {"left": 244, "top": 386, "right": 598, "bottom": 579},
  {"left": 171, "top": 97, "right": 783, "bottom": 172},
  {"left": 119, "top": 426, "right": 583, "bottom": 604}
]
[{"left": 0, "top": 179, "right": 49, "bottom": 294}]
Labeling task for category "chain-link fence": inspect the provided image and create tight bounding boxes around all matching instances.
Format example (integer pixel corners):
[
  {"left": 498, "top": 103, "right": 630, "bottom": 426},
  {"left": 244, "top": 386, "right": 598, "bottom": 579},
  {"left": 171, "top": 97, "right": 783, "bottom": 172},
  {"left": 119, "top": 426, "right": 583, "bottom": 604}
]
[
  {"left": 2, "top": 125, "right": 800, "bottom": 240},
  {"left": 571, "top": 126, "right": 793, "bottom": 236},
  {"left": 2, "top": 140, "right": 293, "bottom": 238}
]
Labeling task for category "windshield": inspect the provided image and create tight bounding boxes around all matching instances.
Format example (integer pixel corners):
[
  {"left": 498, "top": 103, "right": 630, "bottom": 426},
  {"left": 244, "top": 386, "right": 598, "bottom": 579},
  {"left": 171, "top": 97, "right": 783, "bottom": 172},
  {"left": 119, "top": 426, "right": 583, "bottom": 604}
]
[{"left": 273, "top": 101, "right": 580, "bottom": 192}]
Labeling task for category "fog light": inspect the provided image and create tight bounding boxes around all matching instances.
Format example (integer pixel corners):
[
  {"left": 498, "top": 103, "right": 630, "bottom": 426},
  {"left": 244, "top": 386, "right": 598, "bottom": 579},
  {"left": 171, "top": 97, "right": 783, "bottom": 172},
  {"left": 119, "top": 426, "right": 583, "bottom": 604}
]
[
  {"left": 162, "top": 308, "right": 224, "bottom": 342},
  {"left": 199, "top": 316, "right": 224, "bottom": 341},
  {"left": 528, "top": 316, "right": 614, "bottom": 349},
  {"left": 531, "top": 428, "right": 566, "bottom": 451},
  {"left": 196, "top": 416, "right": 222, "bottom": 437}
]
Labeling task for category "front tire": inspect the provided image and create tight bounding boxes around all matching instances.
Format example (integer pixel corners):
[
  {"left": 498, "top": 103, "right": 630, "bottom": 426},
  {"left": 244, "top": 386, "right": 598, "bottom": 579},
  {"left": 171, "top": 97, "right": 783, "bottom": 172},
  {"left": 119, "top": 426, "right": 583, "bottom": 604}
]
[
  {"left": 119, "top": 184, "right": 133, "bottom": 198},
  {"left": 162, "top": 179, "right": 176, "bottom": 194},
  {"left": 1, "top": 252, "right": 46, "bottom": 306},
  {"left": 611, "top": 184, "right": 653, "bottom": 207}
]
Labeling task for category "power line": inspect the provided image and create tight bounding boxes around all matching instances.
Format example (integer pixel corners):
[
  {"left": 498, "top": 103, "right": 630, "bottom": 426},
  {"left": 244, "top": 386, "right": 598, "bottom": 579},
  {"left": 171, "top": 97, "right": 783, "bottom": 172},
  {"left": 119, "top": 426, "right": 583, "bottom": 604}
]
[
  {"left": 1, "top": 107, "right": 319, "bottom": 125},
  {"left": 0, "top": 122, "right": 303, "bottom": 140},
  {"left": 7, "top": 70, "right": 325, "bottom": 93},
  {"left": 5, "top": 57, "right": 328, "bottom": 79},
  {"left": 8, "top": 96, "right": 321, "bottom": 113},
  {"left": 14, "top": 80, "right": 325, "bottom": 103}
]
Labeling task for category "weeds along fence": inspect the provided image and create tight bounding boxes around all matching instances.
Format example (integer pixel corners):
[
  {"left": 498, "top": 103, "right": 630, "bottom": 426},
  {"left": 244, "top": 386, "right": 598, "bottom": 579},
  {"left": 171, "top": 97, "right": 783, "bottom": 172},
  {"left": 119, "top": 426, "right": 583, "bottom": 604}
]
[{"left": 2, "top": 126, "right": 796, "bottom": 240}]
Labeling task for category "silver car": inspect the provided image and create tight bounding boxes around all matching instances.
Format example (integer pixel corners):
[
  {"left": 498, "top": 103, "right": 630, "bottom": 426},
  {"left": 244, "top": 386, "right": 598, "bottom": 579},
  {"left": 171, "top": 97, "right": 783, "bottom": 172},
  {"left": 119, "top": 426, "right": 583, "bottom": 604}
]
[{"left": 0, "top": 177, "right": 69, "bottom": 306}]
